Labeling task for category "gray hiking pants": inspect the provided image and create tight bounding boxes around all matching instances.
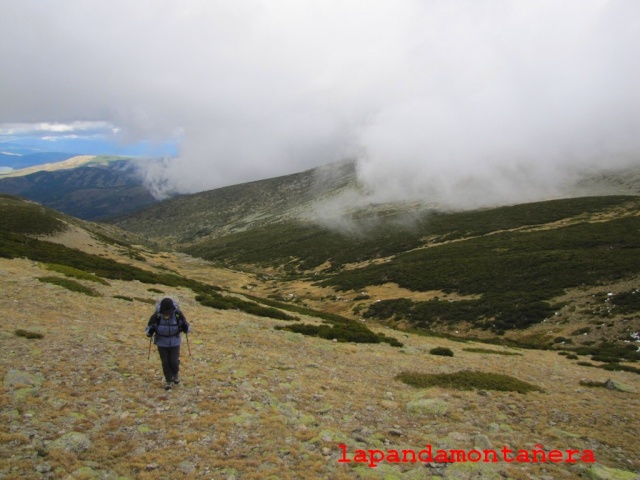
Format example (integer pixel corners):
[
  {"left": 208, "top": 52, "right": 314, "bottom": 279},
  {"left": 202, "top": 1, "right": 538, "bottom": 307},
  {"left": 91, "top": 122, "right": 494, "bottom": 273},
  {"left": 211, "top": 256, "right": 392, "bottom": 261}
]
[{"left": 157, "top": 345, "right": 180, "bottom": 383}]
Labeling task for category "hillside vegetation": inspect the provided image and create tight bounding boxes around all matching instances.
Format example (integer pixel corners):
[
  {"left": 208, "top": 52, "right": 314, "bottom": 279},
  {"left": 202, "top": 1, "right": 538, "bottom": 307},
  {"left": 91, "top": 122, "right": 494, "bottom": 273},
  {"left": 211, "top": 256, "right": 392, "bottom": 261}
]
[
  {"left": 0, "top": 195, "right": 397, "bottom": 346},
  {"left": 1, "top": 196, "right": 639, "bottom": 479},
  {"left": 182, "top": 195, "right": 640, "bottom": 351},
  {"left": 112, "top": 160, "right": 358, "bottom": 245}
]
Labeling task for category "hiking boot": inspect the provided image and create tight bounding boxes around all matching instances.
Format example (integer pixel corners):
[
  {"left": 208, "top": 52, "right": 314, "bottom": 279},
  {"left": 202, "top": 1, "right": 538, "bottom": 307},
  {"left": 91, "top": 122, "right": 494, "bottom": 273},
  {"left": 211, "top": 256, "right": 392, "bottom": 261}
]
[
  {"left": 164, "top": 382, "right": 173, "bottom": 391},
  {"left": 173, "top": 374, "right": 180, "bottom": 384}
]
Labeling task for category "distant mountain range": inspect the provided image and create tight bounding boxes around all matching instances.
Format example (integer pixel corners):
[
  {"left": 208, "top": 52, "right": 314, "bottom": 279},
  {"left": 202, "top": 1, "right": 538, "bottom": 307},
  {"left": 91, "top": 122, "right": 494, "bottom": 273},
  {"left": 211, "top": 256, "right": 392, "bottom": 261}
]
[
  {"left": 2, "top": 151, "right": 640, "bottom": 231},
  {"left": 0, "top": 156, "right": 158, "bottom": 220}
]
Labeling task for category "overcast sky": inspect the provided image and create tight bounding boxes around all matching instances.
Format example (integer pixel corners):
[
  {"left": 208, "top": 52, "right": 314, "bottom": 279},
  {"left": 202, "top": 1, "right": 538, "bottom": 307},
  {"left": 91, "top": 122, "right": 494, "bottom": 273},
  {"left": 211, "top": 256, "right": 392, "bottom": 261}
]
[{"left": 1, "top": 0, "right": 639, "bottom": 207}]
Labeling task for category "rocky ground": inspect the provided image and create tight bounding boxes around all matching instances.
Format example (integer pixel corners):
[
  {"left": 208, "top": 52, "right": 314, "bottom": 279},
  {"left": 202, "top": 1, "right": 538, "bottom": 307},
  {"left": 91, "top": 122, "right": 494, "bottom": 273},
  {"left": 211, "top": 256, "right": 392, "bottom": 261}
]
[{"left": 1, "top": 254, "right": 639, "bottom": 480}]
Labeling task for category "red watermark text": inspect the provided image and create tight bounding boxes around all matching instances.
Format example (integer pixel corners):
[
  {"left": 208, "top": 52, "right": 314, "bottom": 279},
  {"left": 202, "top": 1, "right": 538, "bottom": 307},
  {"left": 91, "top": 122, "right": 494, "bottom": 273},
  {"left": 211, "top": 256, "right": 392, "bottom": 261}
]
[{"left": 338, "top": 443, "right": 596, "bottom": 468}]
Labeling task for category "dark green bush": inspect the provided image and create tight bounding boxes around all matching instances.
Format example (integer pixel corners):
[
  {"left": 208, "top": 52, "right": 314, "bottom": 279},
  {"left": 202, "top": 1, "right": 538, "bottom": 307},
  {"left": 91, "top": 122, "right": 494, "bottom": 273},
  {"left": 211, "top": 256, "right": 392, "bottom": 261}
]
[
  {"left": 15, "top": 329, "right": 44, "bottom": 339},
  {"left": 572, "top": 327, "right": 592, "bottom": 336},
  {"left": 37, "top": 276, "right": 101, "bottom": 297},
  {"left": 276, "top": 317, "right": 403, "bottom": 347},
  {"left": 195, "top": 293, "right": 297, "bottom": 321},
  {"left": 462, "top": 348, "right": 522, "bottom": 356},
  {"left": 579, "top": 380, "right": 607, "bottom": 388},
  {"left": 608, "top": 289, "right": 640, "bottom": 314},
  {"left": 44, "top": 263, "right": 110, "bottom": 285},
  {"left": 591, "top": 355, "right": 620, "bottom": 363},
  {"left": 573, "top": 341, "right": 640, "bottom": 362},
  {"left": 113, "top": 295, "right": 134, "bottom": 302},
  {"left": 430, "top": 347, "right": 454, "bottom": 357},
  {"left": 599, "top": 363, "right": 640, "bottom": 375}
]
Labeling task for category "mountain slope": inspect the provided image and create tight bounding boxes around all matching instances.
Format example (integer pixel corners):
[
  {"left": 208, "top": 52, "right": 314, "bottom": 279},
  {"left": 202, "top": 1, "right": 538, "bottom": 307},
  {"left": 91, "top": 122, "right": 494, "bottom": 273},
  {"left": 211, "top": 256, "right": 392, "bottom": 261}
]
[
  {"left": 106, "top": 160, "right": 640, "bottom": 345},
  {"left": 0, "top": 195, "right": 638, "bottom": 479},
  {"left": 179, "top": 195, "right": 640, "bottom": 351},
  {"left": 110, "top": 161, "right": 640, "bottom": 248},
  {"left": 0, "top": 157, "right": 158, "bottom": 220},
  {"left": 112, "top": 160, "right": 359, "bottom": 246}
]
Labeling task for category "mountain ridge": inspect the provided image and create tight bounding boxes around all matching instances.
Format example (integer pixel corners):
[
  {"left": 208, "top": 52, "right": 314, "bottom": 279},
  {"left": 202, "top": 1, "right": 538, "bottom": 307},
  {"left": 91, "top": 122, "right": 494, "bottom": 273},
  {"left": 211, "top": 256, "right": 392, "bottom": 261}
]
[
  {"left": 112, "top": 159, "right": 360, "bottom": 246},
  {"left": 112, "top": 160, "right": 640, "bottom": 248},
  {"left": 0, "top": 157, "right": 158, "bottom": 220}
]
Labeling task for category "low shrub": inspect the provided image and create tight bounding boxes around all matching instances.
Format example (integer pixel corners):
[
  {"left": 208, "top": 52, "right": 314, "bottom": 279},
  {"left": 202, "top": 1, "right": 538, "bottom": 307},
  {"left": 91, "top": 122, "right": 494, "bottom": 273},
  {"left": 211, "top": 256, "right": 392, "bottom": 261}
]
[
  {"left": 195, "top": 293, "right": 297, "bottom": 321},
  {"left": 430, "top": 347, "right": 454, "bottom": 357},
  {"left": 608, "top": 289, "right": 640, "bottom": 314},
  {"left": 463, "top": 348, "right": 522, "bottom": 356},
  {"left": 396, "top": 370, "right": 543, "bottom": 393},
  {"left": 44, "top": 263, "right": 110, "bottom": 285},
  {"left": 579, "top": 380, "right": 607, "bottom": 388},
  {"left": 276, "top": 321, "right": 403, "bottom": 347},
  {"left": 571, "top": 327, "right": 592, "bottom": 336},
  {"left": 37, "top": 276, "right": 101, "bottom": 297},
  {"left": 15, "top": 329, "right": 44, "bottom": 339},
  {"left": 573, "top": 341, "right": 640, "bottom": 362},
  {"left": 113, "top": 295, "right": 133, "bottom": 302},
  {"left": 599, "top": 363, "right": 640, "bottom": 375},
  {"left": 591, "top": 355, "right": 620, "bottom": 363}
]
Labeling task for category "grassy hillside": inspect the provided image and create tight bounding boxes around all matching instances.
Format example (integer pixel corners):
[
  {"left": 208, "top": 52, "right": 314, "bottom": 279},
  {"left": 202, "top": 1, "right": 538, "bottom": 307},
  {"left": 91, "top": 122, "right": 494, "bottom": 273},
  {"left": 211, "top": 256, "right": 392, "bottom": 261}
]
[
  {"left": 0, "top": 196, "right": 640, "bottom": 480},
  {"left": 112, "top": 160, "right": 358, "bottom": 246},
  {"left": 1, "top": 196, "right": 639, "bottom": 478},
  {"left": 0, "top": 195, "right": 397, "bottom": 346},
  {"left": 179, "top": 195, "right": 640, "bottom": 363}
]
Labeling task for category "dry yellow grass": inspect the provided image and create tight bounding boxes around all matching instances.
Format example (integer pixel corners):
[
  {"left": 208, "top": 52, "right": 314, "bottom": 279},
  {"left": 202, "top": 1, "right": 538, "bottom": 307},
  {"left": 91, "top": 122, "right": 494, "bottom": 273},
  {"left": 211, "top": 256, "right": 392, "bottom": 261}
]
[{"left": 1, "top": 252, "right": 639, "bottom": 479}]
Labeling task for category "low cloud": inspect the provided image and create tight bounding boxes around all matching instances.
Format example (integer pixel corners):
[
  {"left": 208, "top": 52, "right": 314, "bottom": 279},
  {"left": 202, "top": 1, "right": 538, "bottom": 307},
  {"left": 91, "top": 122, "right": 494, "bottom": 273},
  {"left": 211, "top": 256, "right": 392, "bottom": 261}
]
[{"left": 1, "top": 1, "right": 639, "bottom": 206}]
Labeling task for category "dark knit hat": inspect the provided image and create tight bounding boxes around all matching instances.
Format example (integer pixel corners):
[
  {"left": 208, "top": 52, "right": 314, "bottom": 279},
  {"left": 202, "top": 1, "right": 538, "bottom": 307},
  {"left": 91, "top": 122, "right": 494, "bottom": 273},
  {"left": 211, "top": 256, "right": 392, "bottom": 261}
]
[{"left": 160, "top": 298, "right": 175, "bottom": 312}]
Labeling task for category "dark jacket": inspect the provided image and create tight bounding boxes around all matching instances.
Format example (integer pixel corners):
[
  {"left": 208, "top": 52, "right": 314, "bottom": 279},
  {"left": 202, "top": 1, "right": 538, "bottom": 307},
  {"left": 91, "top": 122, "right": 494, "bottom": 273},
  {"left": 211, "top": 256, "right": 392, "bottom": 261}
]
[{"left": 146, "top": 308, "right": 190, "bottom": 348}]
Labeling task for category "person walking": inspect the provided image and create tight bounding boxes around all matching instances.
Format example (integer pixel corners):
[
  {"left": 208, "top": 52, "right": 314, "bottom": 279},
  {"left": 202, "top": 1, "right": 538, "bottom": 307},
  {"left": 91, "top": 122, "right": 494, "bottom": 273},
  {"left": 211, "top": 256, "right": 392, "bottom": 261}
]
[{"left": 146, "top": 297, "right": 191, "bottom": 390}]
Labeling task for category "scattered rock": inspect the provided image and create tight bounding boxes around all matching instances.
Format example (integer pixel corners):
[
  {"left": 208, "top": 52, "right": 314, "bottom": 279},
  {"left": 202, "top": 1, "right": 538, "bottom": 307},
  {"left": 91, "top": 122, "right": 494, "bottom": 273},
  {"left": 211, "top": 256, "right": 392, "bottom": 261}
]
[
  {"left": 604, "top": 379, "right": 636, "bottom": 393},
  {"left": 445, "top": 460, "right": 502, "bottom": 479},
  {"left": 49, "top": 432, "right": 92, "bottom": 454},
  {"left": 380, "top": 400, "right": 400, "bottom": 410},
  {"left": 473, "top": 433, "right": 492, "bottom": 450},
  {"left": 584, "top": 464, "right": 639, "bottom": 480},
  {"left": 178, "top": 461, "right": 196, "bottom": 474},
  {"left": 64, "top": 466, "right": 119, "bottom": 479},
  {"left": 3, "top": 369, "right": 44, "bottom": 391},
  {"left": 406, "top": 398, "right": 448, "bottom": 416}
]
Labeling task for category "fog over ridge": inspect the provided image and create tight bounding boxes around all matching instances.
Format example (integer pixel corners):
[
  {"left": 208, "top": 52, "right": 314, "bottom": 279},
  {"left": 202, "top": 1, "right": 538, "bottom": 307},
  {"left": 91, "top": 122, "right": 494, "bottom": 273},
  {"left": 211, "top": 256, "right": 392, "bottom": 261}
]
[{"left": 1, "top": 0, "right": 639, "bottom": 208}]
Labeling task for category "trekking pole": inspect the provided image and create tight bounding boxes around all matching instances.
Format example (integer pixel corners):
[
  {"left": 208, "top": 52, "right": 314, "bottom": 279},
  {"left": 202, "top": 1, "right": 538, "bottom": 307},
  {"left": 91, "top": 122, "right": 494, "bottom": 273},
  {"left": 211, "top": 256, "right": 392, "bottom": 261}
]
[
  {"left": 147, "top": 336, "right": 152, "bottom": 360},
  {"left": 185, "top": 332, "right": 192, "bottom": 357}
]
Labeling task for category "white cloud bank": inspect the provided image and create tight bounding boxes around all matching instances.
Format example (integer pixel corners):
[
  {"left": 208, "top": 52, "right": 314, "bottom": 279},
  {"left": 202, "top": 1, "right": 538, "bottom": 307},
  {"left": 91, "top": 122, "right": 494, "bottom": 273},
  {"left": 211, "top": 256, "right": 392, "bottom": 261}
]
[{"left": 1, "top": 0, "right": 639, "bottom": 207}]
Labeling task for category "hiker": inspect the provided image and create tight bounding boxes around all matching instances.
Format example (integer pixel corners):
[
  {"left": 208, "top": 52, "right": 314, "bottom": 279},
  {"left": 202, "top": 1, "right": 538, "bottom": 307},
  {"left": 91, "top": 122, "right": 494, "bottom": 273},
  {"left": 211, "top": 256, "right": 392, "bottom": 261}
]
[{"left": 146, "top": 297, "right": 191, "bottom": 390}]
